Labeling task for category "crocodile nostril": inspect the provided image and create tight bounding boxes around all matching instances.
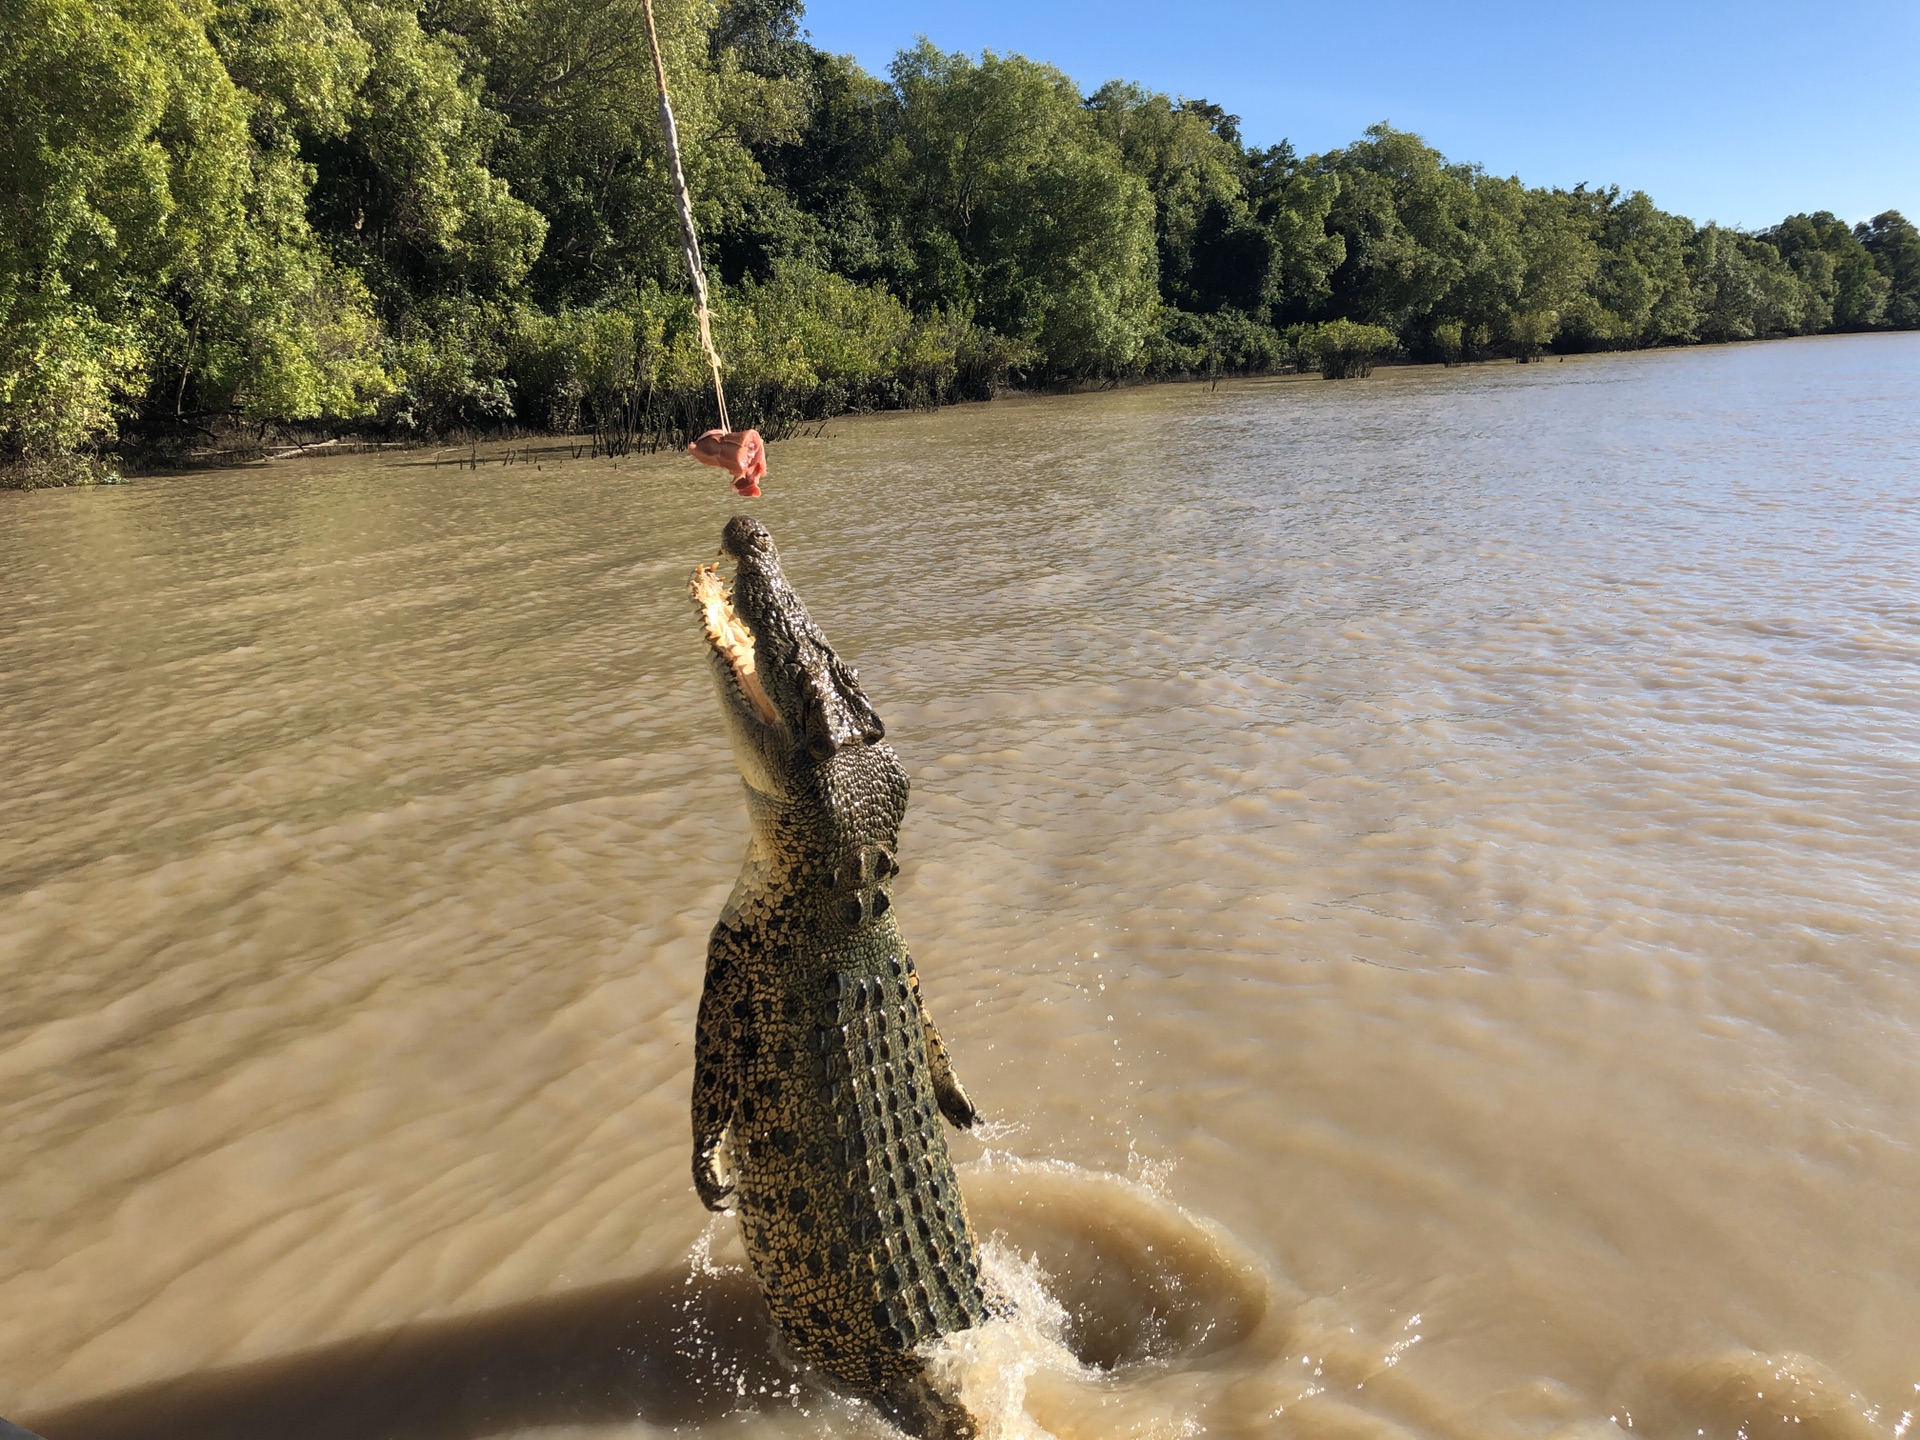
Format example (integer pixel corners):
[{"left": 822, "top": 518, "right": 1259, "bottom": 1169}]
[
  {"left": 840, "top": 895, "right": 866, "bottom": 926},
  {"left": 872, "top": 890, "right": 891, "bottom": 916}
]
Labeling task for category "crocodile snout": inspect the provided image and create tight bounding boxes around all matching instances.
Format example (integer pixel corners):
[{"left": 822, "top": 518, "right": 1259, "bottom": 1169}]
[{"left": 721, "top": 513, "right": 775, "bottom": 559}]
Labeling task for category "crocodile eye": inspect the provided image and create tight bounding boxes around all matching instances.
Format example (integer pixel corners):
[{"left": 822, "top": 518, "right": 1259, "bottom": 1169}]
[
  {"left": 799, "top": 677, "right": 838, "bottom": 759},
  {"left": 872, "top": 890, "right": 891, "bottom": 916},
  {"left": 874, "top": 848, "right": 896, "bottom": 878},
  {"left": 840, "top": 895, "right": 866, "bottom": 926}
]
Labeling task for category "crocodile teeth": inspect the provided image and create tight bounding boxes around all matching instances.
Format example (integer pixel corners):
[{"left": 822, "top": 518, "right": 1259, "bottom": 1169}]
[{"left": 691, "top": 563, "right": 778, "bottom": 725}]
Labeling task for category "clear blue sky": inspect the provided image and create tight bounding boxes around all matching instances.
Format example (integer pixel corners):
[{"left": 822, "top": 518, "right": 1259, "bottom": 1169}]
[{"left": 800, "top": 0, "right": 1920, "bottom": 231}]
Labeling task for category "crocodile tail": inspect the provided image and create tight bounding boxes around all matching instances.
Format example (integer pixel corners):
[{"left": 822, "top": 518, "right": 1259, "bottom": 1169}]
[{"left": 877, "top": 1374, "right": 977, "bottom": 1440}]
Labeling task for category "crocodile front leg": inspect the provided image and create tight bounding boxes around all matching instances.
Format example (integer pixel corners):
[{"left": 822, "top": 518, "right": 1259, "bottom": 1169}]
[
  {"left": 905, "top": 952, "right": 977, "bottom": 1130},
  {"left": 692, "top": 930, "right": 748, "bottom": 1211}
]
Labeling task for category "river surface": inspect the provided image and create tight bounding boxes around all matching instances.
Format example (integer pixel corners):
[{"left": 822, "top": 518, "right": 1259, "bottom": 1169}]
[{"left": 4, "top": 333, "right": 1919, "bottom": 1440}]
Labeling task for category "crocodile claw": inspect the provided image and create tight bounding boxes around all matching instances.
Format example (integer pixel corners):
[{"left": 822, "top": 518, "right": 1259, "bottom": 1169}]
[
  {"left": 934, "top": 1076, "right": 978, "bottom": 1131},
  {"left": 694, "top": 1155, "right": 735, "bottom": 1212}
]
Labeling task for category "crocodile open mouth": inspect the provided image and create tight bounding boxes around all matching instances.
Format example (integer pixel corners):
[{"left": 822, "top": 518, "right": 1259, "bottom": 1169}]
[{"left": 692, "top": 563, "right": 779, "bottom": 727}]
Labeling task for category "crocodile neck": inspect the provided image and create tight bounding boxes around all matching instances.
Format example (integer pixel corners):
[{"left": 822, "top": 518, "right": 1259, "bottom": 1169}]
[{"left": 721, "top": 743, "right": 906, "bottom": 936}]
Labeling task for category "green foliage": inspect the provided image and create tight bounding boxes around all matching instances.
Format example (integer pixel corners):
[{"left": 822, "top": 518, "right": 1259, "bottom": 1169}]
[
  {"left": 3, "top": 0, "right": 1915, "bottom": 470},
  {"left": 1084, "top": 83, "right": 1244, "bottom": 311},
  {"left": 0, "top": 290, "right": 148, "bottom": 459},
  {"left": 505, "top": 263, "right": 1016, "bottom": 445},
  {"left": 1305, "top": 129, "right": 1612, "bottom": 359},
  {"left": 386, "top": 294, "right": 518, "bottom": 429},
  {"left": 1765, "top": 212, "right": 1889, "bottom": 331},
  {"left": 0, "top": 0, "right": 243, "bottom": 453},
  {"left": 873, "top": 44, "right": 1159, "bottom": 379},
  {"left": 1562, "top": 189, "right": 1696, "bottom": 347},
  {"left": 1506, "top": 186, "right": 1599, "bottom": 356},
  {"left": 451, "top": 0, "right": 781, "bottom": 308},
  {"left": 305, "top": 0, "right": 547, "bottom": 303},
  {"left": 1857, "top": 212, "right": 1920, "bottom": 329},
  {"left": 1688, "top": 225, "right": 1819, "bottom": 342},
  {"left": 1150, "top": 308, "right": 1283, "bottom": 376},
  {"left": 714, "top": 47, "right": 893, "bottom": 285},
  {"left": 2, "top": 0, "right": 398, "bottom": 462},
  {"left": 1295, "top": 318, "right": 1397, "bottom": 379},
  {"left": 1315, "top": 127, "right": 1489, "bottom": 334},
  {"left": 724, "top": 263, "right": 964, "bottom": 410}
]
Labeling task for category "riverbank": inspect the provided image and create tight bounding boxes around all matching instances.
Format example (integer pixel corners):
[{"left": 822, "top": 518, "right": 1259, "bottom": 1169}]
[{"left": 9, "top": 330, "right": 1904, "bottom": 494}]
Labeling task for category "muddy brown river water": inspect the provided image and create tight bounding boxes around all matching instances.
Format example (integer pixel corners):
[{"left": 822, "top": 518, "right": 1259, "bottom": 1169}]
[{"left": 3, "top": 334, "right": 1919, "bottom": 1440}]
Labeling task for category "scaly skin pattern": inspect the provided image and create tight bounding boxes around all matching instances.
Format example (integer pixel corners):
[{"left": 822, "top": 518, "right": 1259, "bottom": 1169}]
[{"left": 690, "top": 517, "right": 991, "bottom": 1438}]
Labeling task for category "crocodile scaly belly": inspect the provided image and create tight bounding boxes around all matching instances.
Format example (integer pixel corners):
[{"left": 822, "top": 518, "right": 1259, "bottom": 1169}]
[{"left": 733, "top": 961, "right": 991, "bottom": 1391}]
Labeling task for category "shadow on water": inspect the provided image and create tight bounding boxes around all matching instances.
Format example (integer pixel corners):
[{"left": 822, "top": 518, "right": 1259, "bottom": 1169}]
[
  {"left": 27, "top": 1265, "right": 784, "bottom": 1440},
  {"left": 30, "top": 1164, "right": 1280, "bottom": 1440}
]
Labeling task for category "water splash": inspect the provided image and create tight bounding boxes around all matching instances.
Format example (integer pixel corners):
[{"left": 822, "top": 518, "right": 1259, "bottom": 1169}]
[{"left": 919, "top": 1237, "right": 1083, "bottom": 1440}]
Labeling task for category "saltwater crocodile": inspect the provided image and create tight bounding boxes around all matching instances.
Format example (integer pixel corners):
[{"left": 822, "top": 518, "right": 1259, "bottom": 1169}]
[{"left": 688, "top": 516, "right": 993, "bottom": 1437}]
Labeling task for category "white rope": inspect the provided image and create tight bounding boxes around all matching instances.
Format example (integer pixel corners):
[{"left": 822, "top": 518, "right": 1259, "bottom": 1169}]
[{"left": 641, "top": 0, "right": 731, "bottom": 434}]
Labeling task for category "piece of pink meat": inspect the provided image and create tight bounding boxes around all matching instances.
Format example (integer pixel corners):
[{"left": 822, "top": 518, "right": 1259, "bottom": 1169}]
[{"left": 687, "top": 429, "right": 767, "bottom": 496}]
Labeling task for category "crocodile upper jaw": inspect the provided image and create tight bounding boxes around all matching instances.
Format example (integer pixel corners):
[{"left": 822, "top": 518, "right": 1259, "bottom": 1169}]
[{"left": 690, "top": 517, "right": 885, "bottom": 799}]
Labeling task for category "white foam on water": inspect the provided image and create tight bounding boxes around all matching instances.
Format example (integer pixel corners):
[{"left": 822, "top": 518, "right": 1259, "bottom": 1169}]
[{"left": 919, "top": 1236, "right": 1083, "bottom": 1440}]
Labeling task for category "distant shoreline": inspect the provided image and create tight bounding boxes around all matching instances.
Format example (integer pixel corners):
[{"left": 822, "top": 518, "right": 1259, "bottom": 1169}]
[{"left": 10, "top": 328, "right": 1914, "bottom": 494}]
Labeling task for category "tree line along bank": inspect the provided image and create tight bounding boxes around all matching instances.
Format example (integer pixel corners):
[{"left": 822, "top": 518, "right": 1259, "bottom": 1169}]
[{"left": 5, "top": 0, "right": 1918, "bottom": 483}]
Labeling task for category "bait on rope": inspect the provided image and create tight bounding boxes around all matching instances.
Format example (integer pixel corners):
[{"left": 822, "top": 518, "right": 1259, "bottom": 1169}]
[{"left": 642, "top": 0, "right": 767, "bottom": 496}]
